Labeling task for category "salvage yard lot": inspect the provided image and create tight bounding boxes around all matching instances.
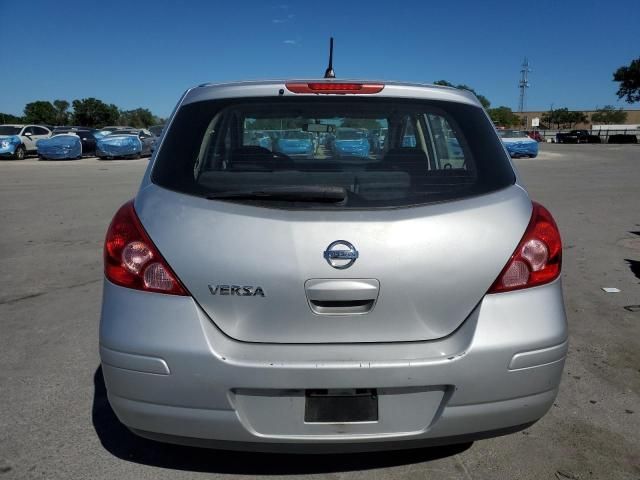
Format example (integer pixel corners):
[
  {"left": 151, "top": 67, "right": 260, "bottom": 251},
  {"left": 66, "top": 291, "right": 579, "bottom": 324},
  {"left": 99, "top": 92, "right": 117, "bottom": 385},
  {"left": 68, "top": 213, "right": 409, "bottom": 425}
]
[{"left": 0, "top": 144, "right": 639, "bottom": 479}]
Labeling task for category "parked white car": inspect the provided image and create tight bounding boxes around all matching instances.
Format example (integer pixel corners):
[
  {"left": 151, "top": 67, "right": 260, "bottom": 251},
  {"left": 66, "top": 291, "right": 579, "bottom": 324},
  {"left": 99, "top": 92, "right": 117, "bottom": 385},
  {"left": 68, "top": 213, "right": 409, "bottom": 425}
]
[{"left": 0, "top": 124, "right": 52, "bottom": 159}]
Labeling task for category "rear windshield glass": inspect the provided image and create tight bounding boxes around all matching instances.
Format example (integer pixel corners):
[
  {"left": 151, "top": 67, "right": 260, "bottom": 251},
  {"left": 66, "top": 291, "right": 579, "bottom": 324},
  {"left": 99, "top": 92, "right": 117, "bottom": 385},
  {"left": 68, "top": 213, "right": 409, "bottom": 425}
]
[{"left": 152, "top": 98, "right": 514, "bottom": 209}]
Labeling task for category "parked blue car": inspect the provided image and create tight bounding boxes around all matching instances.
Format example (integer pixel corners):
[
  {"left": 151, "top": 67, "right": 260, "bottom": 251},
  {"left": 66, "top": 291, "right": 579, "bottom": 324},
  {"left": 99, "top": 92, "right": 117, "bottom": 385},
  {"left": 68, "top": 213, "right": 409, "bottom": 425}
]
[
  {"left": 37, "top": 134, "right": 82, "bottom": 160},
  {"left": 275, "top": 130, "right": 315, "bottom": 157},
  {"left": 401, "top": 134, "right": 417, "bottom": 148},
  {"left": 333, "top": 128, "right": 370, "bottom": 158},
  {"left": 244, "top": 131, "right": 273, "bottom": 150},
  {"left": 0, "top": 135, "right": 22, "bottom": 159},
  {"left": 497, "top": 129, "right": 538, "bottom": 158},
  {"left": 96, "top": 129, "right": 155, "bottom": 159}
]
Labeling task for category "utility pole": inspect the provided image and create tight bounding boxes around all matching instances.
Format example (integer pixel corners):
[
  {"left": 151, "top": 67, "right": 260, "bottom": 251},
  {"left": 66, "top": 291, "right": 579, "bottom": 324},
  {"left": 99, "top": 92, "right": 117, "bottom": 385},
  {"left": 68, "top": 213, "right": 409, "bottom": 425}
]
[{"left": 518, "top": 57, "right": 531, "bottom": 113}]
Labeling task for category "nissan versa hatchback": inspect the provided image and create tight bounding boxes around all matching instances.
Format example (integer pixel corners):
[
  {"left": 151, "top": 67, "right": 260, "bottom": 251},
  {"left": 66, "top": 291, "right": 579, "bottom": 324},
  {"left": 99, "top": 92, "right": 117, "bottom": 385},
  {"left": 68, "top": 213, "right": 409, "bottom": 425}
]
[{"left": 99, "top": 80, "right": 567, "bottom": 452}]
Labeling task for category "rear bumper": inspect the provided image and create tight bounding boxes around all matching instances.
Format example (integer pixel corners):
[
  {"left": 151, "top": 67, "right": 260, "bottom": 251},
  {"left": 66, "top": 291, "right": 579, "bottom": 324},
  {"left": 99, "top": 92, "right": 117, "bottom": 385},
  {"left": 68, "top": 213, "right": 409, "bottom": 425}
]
[{"left": 99, "top": 278, "right": 568, "bottom": 450}]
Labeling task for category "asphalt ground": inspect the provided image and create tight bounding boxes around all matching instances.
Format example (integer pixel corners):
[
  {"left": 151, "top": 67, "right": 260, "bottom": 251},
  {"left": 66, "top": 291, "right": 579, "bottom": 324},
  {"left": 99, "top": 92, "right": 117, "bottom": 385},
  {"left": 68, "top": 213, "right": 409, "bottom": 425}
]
[{"left": 0, "top": 144, "right": 639, "bottom": 479}]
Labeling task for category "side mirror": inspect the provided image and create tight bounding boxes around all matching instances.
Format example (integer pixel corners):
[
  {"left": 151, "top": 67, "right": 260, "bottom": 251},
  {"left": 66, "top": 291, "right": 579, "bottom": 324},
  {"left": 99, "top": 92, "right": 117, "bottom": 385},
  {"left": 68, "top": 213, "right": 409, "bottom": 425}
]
[{"left": 24, "top": 132, "right": 32, "bottom": 137}]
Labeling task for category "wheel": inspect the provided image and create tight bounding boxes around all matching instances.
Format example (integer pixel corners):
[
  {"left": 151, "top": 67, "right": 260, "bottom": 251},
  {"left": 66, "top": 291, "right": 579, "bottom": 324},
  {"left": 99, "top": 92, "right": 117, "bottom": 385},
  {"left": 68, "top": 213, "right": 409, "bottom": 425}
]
[{"left": 13, "top": 145, "right": 26, "bottom": 160}]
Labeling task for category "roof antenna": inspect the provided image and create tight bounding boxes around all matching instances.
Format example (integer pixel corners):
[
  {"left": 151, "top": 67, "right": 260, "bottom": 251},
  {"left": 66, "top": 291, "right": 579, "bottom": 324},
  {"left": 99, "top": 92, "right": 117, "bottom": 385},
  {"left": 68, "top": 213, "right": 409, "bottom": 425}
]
[{"left": 324, "top": 37, "right": 335, "bottom": 79}]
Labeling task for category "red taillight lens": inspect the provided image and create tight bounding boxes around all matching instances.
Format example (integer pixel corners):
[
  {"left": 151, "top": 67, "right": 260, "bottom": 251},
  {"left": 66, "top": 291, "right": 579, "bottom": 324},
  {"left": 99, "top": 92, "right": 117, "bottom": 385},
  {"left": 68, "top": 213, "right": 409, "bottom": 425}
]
[
  {"left": 285, "top": 82, "right": 384, "bottom": 94},
  {"left": 104, "top": 200, "right": 188, "bottom": 295},
  {"left": 488, "top": 202, "right": 562, "bottom": 293}
]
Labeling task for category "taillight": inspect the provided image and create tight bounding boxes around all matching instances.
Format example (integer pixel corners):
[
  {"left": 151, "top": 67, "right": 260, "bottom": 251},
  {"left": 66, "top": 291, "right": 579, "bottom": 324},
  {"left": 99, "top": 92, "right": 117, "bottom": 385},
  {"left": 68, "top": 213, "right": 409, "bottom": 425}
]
[
  {"left": 104, "top": 200, "right": 188, "bottom": 295},
  {"left": 285, "top": 82, "right": 384, "bottom": 94},
  {"left": 488, "top": 202, "right": 562, "bottom": 293}
]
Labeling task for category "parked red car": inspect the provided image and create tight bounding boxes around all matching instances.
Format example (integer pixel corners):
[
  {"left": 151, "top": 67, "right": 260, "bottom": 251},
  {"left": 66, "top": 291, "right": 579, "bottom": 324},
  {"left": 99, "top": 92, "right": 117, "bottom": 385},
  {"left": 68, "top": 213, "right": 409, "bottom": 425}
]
[{"left": 527, "top": 131, "right": 543, "bottom": 142}]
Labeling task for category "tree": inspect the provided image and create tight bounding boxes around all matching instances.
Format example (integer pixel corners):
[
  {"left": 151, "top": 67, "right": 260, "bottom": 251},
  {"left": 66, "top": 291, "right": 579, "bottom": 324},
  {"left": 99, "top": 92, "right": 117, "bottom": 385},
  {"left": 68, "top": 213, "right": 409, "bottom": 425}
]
[
  {"left": 0, "top": 112, "right": 23, "bottom": 123},
  {"left": 23, "top": 101, "right": 57, "bottom": 124},
  {"left": 488, "top": 106, "right": 521, "bottom": 127},
  {"left": 591, "top": 105, "right": 628, "bottom": 125},
  {"left": 53, "top": 100, "right": 70, "bottom": 125},
  {"left": 542, "top": 108, "right": 588, "bottom": 129},
  {"left": 433, "top": 80, "right": 491, "bottom": 109},
  {"left": 118, "top": 108, "right": 160, "bottom": 128},
  {"left": 566, "top": 111, "right": 588, "bottom": 128},
  {"left": 72, "top": 98, "right": 119, "bottom": 127},
  {"left": 542, "top": 108, "right": 569, "bottom": 129},
  {"left": 613, "top": 57, "right": 640, "bottom": 103}
]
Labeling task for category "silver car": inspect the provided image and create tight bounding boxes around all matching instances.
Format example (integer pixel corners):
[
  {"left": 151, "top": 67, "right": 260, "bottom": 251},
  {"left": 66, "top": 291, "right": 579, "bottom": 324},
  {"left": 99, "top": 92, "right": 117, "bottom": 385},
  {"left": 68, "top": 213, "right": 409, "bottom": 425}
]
[{"left": 100, "top": 80, "right": 567, "bottom": 452}]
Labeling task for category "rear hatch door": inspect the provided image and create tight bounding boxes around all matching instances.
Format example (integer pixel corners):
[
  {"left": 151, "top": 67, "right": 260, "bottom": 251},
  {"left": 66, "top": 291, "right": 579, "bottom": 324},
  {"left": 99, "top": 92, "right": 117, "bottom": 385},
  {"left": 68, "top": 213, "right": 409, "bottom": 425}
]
[{"left": 135, "top": 184, "right": 531, "bottom": 343}]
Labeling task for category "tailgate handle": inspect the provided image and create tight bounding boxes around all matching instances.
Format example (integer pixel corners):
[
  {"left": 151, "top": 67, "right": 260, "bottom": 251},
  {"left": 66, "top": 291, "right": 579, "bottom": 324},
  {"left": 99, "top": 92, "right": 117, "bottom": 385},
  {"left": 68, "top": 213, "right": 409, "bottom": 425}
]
[{"left": 304, "top": 279, "right": 379, "bottom": 315}]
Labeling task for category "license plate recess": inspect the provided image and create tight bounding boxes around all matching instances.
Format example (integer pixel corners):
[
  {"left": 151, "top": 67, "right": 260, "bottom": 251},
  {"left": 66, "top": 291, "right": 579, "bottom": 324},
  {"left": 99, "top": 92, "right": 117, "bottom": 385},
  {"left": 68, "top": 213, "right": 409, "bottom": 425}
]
[{"left": 304, "top": 388, "right": 378, "bottom": 423}]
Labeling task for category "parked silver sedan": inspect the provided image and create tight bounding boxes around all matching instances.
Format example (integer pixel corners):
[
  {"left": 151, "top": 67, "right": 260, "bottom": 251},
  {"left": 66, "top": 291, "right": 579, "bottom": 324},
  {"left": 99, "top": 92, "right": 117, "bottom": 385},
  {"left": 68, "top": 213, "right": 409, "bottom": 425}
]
[{"left": 100, "top": 80, "right": 567, "bottom": 452}]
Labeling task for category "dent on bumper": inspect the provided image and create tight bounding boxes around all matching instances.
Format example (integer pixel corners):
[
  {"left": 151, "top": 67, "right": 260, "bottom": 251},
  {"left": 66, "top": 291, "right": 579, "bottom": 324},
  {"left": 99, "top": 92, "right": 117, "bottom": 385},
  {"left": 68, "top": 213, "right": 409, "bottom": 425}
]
[{"left": 99, "top": 278, "right": 568, "bottom": 445}]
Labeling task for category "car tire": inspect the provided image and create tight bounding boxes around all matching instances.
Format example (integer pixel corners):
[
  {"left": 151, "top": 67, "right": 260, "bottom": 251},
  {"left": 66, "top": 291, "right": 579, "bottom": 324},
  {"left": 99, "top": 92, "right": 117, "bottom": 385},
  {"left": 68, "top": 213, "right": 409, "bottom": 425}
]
[{"left": 13, "top": 145, "right": 26, "bottom": 160}]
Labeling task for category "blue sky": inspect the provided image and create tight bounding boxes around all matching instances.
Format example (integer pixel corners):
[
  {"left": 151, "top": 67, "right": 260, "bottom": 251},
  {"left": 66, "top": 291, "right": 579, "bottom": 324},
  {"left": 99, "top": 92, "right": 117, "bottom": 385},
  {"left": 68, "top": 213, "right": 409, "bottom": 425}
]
[{"left": 1, "top": 0, "right": 638, "bottom": 117}]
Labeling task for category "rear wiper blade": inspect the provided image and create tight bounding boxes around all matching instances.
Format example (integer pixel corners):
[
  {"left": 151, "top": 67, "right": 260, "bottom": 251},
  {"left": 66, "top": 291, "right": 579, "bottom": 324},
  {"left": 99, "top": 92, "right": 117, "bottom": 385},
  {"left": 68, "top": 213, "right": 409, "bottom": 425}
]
[{"left": 206, "top": 185, "right": 347, "bottom": 203}]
